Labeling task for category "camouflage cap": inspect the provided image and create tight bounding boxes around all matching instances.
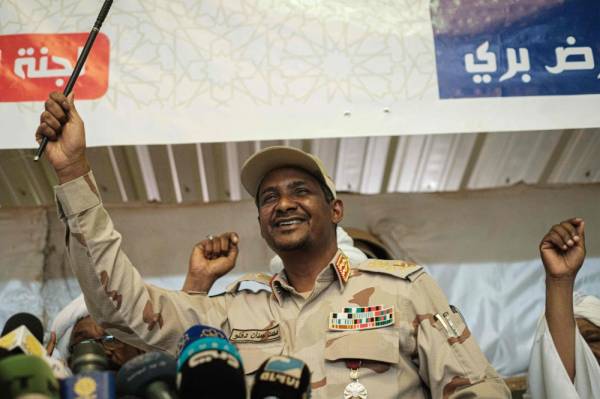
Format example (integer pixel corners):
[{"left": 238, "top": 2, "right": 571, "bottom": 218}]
[{"left": 240, "top": 146, "right": 336, "bottom": 199}]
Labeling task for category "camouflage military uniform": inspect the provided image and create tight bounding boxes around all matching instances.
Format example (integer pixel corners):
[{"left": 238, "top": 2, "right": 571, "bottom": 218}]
[{"left": 56, "top": 172, "right": 509, "bottom": 398}]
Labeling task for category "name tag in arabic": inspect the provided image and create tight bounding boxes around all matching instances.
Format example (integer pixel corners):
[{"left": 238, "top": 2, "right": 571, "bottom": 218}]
[{"left": 229, "top": 324, "right": 281, "bottom": 343}]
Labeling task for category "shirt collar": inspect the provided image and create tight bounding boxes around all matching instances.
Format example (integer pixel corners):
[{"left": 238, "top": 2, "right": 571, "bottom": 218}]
[{"left": 269, "top": 249, "right": 351, "bottom": 305}]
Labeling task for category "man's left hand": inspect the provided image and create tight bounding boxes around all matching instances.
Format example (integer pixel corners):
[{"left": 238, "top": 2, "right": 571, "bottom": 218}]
[{"left": 182, "top": 232, "right": 239, "bottom": 292}]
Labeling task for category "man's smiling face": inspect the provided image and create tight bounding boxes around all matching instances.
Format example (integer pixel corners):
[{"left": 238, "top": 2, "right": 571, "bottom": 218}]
[{"left": 257, "top": 167, "right": 341, "bottom": 254}]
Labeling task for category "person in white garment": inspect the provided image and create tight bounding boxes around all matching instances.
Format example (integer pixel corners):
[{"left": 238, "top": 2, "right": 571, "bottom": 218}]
[
  {"left": 50, "top": 295, "right": 144, "bottom": 370},
  {"left": 527, "top": 218, "right": 600, "bottom": 399}
]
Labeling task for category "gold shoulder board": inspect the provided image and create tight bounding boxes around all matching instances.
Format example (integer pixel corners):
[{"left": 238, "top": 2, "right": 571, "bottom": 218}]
[
  {"left": 354, "top": 259, "right": 424, "bottom": 281},
  {"left": 225, "top": 272, "right": 273, "bottom": 293}
]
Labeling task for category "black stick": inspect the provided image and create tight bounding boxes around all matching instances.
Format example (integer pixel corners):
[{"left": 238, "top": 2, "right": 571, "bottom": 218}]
[{"left": 34, "top": 0, "right": 113, "bottom": 161}]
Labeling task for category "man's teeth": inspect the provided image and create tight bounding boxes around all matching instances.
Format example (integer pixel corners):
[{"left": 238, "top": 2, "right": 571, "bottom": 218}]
[{"left": 278, "top": 220, "right": 302, "bottom": 226}]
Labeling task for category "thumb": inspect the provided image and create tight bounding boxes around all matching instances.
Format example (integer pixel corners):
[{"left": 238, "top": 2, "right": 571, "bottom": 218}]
[
  {"left": 67, "top": 92, "right": 81, "bottom": 119},
  {"left": 227, "top": 238, "right": 239, "bottom": 261},
  {"left": 577, "top": 220, "right": 586, "bottom": 250},
  {"left": 229, "top": 232, "right": 239, "bottom": 245}
]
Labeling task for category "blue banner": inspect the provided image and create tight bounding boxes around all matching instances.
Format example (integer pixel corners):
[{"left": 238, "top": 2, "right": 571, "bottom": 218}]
[{"left": 431, "top": 0, "right": 600, "bottom": 98}]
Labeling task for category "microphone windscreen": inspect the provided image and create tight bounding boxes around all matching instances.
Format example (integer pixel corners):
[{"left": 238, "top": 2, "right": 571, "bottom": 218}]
[
  {"left": 251, "top": 355, "right": 311, "bottom": 399},
  {"left": 0, "top": 354, "right": 60, "bottom": 399},
  {"left": 70, "top": 341, "right": 109, "bottom": 373},
  {"left": 2, "top": 313, "right": 44, "bottom": 343},
  {"left": 116, "top": 351, "right": 177, "bottom": 398},
  {"left": 0, "top": 325, "right": 46, "bottom": 357},
  {"left": 177, "top": 324, "right": 228, "bottom": 356},
  {"left": 177, "top": 333, "right": 246, "bottom": 399}
]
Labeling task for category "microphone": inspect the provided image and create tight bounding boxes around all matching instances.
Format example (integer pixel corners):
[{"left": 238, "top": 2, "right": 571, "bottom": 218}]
[
  {"left": 0, "top": 354, "right": 60, "bottom": 399},
  {"left": 60, "top": 341, "right": 115, "bottom": 399},
  {"left": 69, "top": 340, "right": 109, "bottom": 373},
  {"left": 0, "top": 313, "right": 46, "bottom": 356},
  {"left": 177, "top": 325, "right": 246, "bottom": 399},
  {"left": 251, "top": 355, "right": 311, "bottom": 399},
  {"left": 0, "top": 313, "right": 72, "bottom": 379},
  {"left": 2, "top": 312, "right": 44, "bottom": 341},
  {"left": 116, "top": 352, "right": 178, "bottom": 399},
  {"left": 176, "top": 324, "right": 228, "bottom": 356},
  {"left": 0, "top": 347, "right": 10, "bottom": 361}
]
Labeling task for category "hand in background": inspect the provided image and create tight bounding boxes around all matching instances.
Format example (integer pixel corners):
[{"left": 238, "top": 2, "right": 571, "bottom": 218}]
[
  {"left": 540, "top": 218, "right": 586, "bottom": 280},
  {"left": 540, "top": 217, "right": 586, "bottom": 382}
]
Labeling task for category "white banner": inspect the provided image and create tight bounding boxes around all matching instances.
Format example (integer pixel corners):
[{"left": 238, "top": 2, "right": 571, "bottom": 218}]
[{"left": 1, "top": 0, "right": 600, "bottom": 149}]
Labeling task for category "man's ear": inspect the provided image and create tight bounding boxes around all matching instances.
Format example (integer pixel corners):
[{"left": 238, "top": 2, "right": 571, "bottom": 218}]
[{"left": 331, "top": 199, "right": 344, "bottom": 224}]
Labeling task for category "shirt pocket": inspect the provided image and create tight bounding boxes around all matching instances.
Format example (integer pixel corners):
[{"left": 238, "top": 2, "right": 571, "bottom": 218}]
[
  {"left": 237, "top": 341, "right": 285, "bottom": 375},
  {"left": 325, "top": 328, "right": 400, "bottom": 364},
  {"left": 323, "top": 328, "right": 401, "bottom": 397}
]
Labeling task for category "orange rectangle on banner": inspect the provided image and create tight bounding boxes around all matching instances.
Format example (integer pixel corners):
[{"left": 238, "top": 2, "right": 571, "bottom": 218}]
[{"left": 0, "top": 33, "right": 110, "bottom": 102}]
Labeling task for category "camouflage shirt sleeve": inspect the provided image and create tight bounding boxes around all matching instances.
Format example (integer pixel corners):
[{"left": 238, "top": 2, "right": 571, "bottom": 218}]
[
  {"left": 54, "top": 172, "right": 229, "bottom": 354},
  {"left": 409, "top": 272, "right": 510, "bottom": 398}
]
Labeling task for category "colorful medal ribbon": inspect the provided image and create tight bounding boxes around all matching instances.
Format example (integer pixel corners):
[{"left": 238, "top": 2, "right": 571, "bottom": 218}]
[{"left": 329, "top": 305, "right": 394, "bottom": 331}]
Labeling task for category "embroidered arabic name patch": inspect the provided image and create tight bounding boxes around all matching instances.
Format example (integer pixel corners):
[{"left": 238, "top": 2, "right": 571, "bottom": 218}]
[
  {"left": 329, "top": 305, "right": 394, "bottom": 331},
  {"left": 229, "top": 324, "right": 281, "bottom": 343}
]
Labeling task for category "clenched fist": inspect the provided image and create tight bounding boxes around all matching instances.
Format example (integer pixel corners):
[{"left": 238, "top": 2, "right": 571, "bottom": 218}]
[
  {"left": 35, "top": 91, "right": 89, "bottom": 183},
  {"left": 182, "top": 232, "right": 240, "bottom": 292},
  {"left": 540, "top": 218, "right": 586, "bottom": 280}
]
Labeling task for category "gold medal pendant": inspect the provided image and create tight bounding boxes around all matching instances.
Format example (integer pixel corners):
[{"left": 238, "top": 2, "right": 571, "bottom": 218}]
[{"left": 343, "top": 367, "right": 367, "bottom": 399}]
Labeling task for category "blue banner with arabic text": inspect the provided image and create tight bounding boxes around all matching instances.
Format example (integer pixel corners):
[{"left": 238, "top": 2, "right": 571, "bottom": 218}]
[{"left": 431, "top": 0, "right": 600, "bottom": 98}]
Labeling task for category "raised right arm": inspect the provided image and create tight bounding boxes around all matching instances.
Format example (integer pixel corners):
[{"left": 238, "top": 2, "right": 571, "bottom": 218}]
[{"left": 37, "top": 92, "right": 230, "bottom": 354}]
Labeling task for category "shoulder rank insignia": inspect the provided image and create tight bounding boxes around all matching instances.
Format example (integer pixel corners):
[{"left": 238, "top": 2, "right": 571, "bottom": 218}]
[
  {"left": 329, "top": 305, "right": 394, "bottom": 331},
  {"left": 334, "top": 253, "right": 351, "bottom": 284},
  {"left": 354, "top": 259, "right": 423, "bottom": 281}
]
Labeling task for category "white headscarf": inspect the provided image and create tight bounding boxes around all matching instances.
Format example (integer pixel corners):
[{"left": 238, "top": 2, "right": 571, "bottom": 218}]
[
  {"left": 49, "top": 294, "right": 89, "bottom": 360},
  {"left": 269, "top": 226, "right": 368, "bottom": 274},
  {"left": 574, "top": 292, "right": 600, "bottom": 327}
]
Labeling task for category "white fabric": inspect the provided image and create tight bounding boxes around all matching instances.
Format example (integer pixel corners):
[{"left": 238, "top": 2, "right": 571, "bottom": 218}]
[
  {"left": 268, "top": 226, "right": 368, "bottom": 274},
  {"left": 526, "top": 294, "right": 600, "bottom": 399},
  {"left": 574, "top": 292, "right": 600, "bottom": 327},
  {"left": 49, "top": 294, "right": 89, "bottom": 360},
  {"left": 44, "top": 355, "right": 72, "bottom": 378},
  {"left": 424, "top": 261, "right": 600, "bottom": 377}
]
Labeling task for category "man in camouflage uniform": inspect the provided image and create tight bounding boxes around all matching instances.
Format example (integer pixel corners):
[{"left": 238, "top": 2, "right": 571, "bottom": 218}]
[{"left": 36, "top": 91, "right": 510, "bottom": 398}]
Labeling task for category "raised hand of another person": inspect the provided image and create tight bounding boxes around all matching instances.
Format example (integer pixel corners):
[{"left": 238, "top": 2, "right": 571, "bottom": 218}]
[
  {"left": 540, "top": 218, "right": 586, "bottom": 281},
  {"left": 182, "top": 232, "right": 240, "bottom": 292},
  {"left": 540, "top": 217, "right": 586, "bottom": 382},
  {"left": 35, "top": 91, "right": 89, "bottom": 183}
]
